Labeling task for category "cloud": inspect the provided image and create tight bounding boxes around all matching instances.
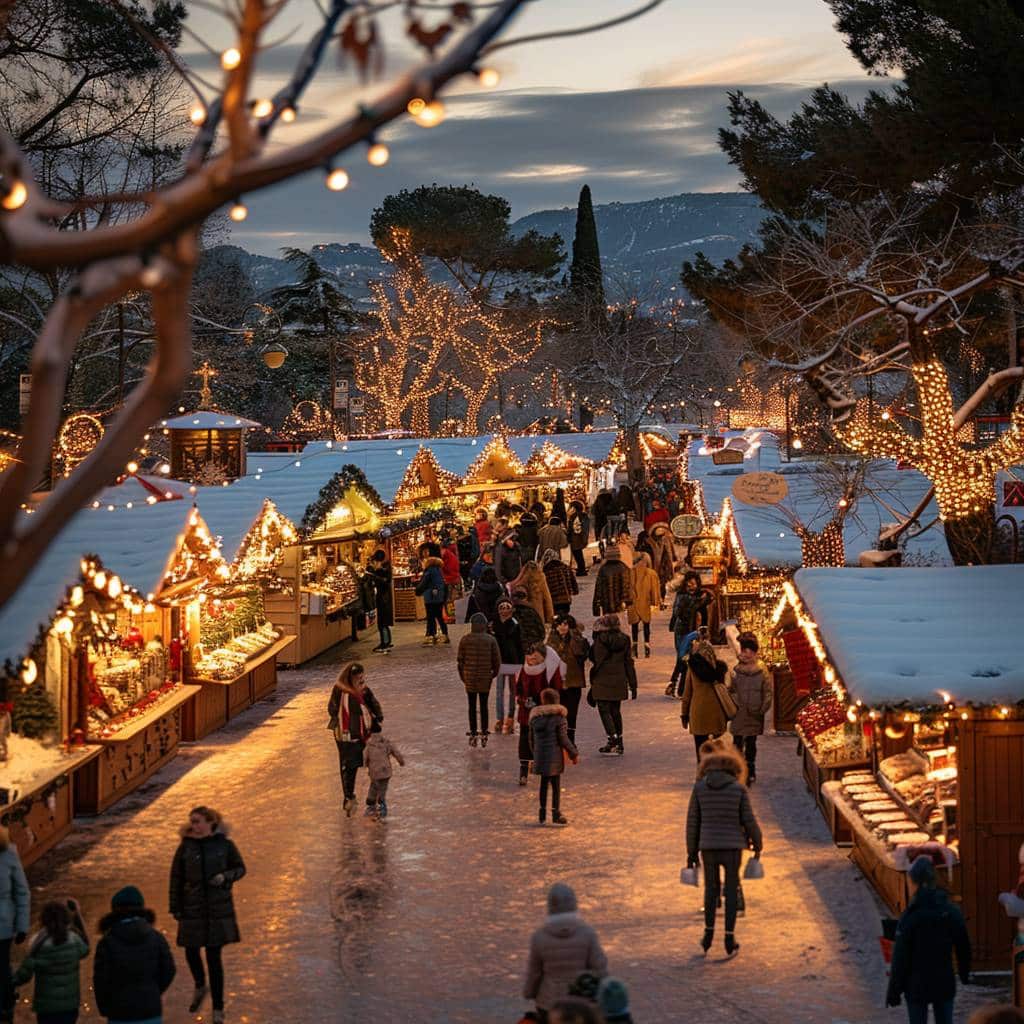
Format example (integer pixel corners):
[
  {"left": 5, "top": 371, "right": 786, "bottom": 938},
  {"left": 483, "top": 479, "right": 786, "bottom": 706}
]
[{"left": 233, "top": 79, "right": 885, "bottom": 254}]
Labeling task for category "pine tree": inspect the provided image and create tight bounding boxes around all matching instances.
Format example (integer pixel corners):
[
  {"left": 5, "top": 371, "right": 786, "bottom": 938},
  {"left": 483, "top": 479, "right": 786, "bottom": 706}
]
[
  {"left": 13, "top": 681, "right": 58, "bottom": 740},
  {"left": 570, "top": 185, "right": 604, "bottom": 315}
]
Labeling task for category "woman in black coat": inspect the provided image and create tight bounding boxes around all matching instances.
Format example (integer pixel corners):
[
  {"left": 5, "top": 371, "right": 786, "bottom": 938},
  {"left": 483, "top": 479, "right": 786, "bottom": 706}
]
[
  {"left": 169, "top": 806, "right": 246, "bottom": 1023},
  {"left": 327, "top": 663, "right": 384, "bottom": 813},
  {"left": 467, "top": 566, "right": 504, "bottom": 623},
  {"left": 366, "top": 549, "right": 394, "bottom": 653}
]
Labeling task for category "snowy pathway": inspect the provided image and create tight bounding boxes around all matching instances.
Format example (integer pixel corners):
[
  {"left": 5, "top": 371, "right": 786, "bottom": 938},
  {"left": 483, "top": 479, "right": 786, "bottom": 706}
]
[{"left": 23, "top": 568, "right": 995, "bottom": 1023}]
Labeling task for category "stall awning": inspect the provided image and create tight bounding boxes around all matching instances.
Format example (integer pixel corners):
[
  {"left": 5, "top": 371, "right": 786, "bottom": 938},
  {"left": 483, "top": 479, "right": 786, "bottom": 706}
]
[{"left": 790, "top": 566, "right": 1024, "bottom": 708}]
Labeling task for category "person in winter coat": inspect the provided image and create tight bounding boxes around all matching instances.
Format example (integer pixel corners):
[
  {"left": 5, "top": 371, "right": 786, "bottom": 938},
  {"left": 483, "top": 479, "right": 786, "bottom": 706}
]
[
  {"left": 468, "top": 546, "right": 494, "bottom": 588},
  {"left": 887, "top": 856, "right": 971, "bottom": 1023},
  {"left": 648, "top": 522, "right": 676, "bottom": 602},
  {"left": 494, "top": 533, "right": 525, "bottom": 586},
  {"left": 458, "top": 613, "right": 501, "bottom": 746},
  {"left": 589, "top": 616, "right": 637, "bottom": 757},
  {"left": 94, "top": 886, "right": 175, "bottom": 1024},
  {"left": 685, "top": 741, "right": 763, "bottom": 959},
  {"left": 366, "top": 549, "right": 394, "bottom": 653},
  {"left": 328, "top": 662, "right": 384, "bottom": 815},
  {"left": 517, "top": 511, "right": 540, "bottom": 559},
  {"left": 491, "top": 599, "right": 524, "bottom": 736},
  {"left": 547, "top": 615, "right": 589, "bottom": 745},
  {"left": 13, "top": 898, "right": 88, "bottom": 1024},
  {"left": 511, "top": 561, "right": 555, "bottom": 625},
  {"left": 628, "top": 552, "right": 661, "bottom": 659},
  {"left": 615, "top": 483, "right": 635, "bottom": 519},
  {"left": 542, "top": 550, "right": 579, "bottom": 616},
  {"left": 592, "top": 546, "right": 634, "bottom": 623},
  {"left": 515, "top": 644, "right": 564, "bottom": 785},
  {"left": 0, "top": 825, "right": 29, "bottom": 1023},
  {"left": 529, "top": 688, "right": 579, "bottom": 826},
  {"left": 466, "top": 565, "right": 504, "bottom": 623},
  {"left": 512, "top": 587, "right": 547, "bottom": 651},
  {"left": 680, "top": 644, "right": 730, "bottom": 756},
  {"left": 440, "top": 539, "right": 463, "bottom": 621},
  {"left": 728, "top": 633, "right": 772, "bottom": 784},
  {"left": 363, "top": 720, "right": 405, "bottom": 820},
  {"left": 473, "top": 507, "right": 493, "bottom": 547},
  {"left": 169, "top": 806, "right": 246, "bottom": 1023},
  {"left": 523, "top": 883, "right": 607, "bottom": 1018},
  {"left": 455, "top": 525, "right": 480, "bottom": 583},
  {"left": 567, "top": 501, "right": 591, "bottom": 577},
  {"left": 597, "top": 977, "right": 634, "bottom": 1024},
  {"left": 415, "top": 555, "right": 450, "bottom": 645},
  {"left": 643, "top": 498, "right": 670, "bottom": 534},
  {"left": 591, "top": 491, "right": 615, "bottom": 549},
  {"left": 537, "top": 517, "right": 568, "bottom": 560},
  {"left": 551, "top": 488, "right": 568, "bottom": 525}
]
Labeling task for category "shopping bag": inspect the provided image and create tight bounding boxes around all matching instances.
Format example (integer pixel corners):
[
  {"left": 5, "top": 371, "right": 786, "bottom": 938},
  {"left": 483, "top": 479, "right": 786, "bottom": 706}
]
[
  {"left": 679, "top": 864, "right": 701, "bottom": 887},
  {"left": 743, "top": 856, "right": 764, "bottom": 880}
]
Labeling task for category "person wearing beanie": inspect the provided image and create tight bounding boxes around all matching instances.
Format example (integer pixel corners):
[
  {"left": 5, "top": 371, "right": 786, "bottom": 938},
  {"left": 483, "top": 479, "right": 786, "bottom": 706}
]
[
  {"left": 538, "top": 517, "right": 568, "bottom": 562},
  {"left": 886, "top": 856, "right": 971, "bottom": 1022},
  {"left": 93, "top": 885, "right": 175, "bottom": 1024},
  {"left": 523, "top": 883, "right": 607, "bottom": 1017},
  {"left": 727, "top": 632, "right": 772, "bottom": 784},
  {"left": 457, "top": 612, "right": 501, "bottom": 746},
  {"left": 597, "top": 977, "right": 633, "bottom": 1023},
  {"left": 589, "top": 615, "right": 637, "bottom": 757},
  {"left": 515, "top": 645, "right": 564, "bottom": 785},
  {"left": 512, "top": 588, "right": 547, "bottom": 651},
  {"left": 592, "top": 546, "right": 633, "bottom": 626},
  {"left": 542, "top": 549, "right": 579, "bottom": 617},
  {"left": 0, "top": 825, "right": 29, "bottom": 1023}
]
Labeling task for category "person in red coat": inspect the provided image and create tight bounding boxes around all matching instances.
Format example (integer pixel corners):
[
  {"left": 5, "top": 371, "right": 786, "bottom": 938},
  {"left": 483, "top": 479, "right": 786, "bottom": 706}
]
[
  {"left": 515, "top": 643, "right": 564, "bottom": 786},
  {"left": 441, "top": 539, "right": 462, "bottom": 621},
  {"left": 473, "top": 508, "right": 493, "bottom": 547},
  {"left": 643, "top": 498, "right": 670, "bottom": 535}
]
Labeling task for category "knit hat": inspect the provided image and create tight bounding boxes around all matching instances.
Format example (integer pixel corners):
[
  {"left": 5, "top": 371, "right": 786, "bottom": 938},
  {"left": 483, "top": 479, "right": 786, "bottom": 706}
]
[
  {"left": 605, "top": 545, "right": 621, "bottom": 560},
  {"left": 909, "top": 856, "right": 937, "bottom": 888},
  {"left": 597, "top": 977, "right": 631, "bottom": 1020},
  {"left": 470, "top": 612, "right": 488, "bottom": 627},
  {"left": 111, "top": 885, "right": 145, "bottom": 910},
  {"left": 547, "top": 882, "right": 578, "bottom": 914}
]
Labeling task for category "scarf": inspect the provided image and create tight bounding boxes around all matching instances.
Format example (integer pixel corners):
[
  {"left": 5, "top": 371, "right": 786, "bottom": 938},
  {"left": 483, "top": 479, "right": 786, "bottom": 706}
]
[{"left": 339, "top": 691, "right": 370, "bottom": 743}]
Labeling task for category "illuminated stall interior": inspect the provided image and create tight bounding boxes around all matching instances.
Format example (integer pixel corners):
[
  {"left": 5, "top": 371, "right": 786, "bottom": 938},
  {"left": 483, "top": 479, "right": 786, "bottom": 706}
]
[{"left": 775, "top": 566, "right": 1024, "bottom": 971}]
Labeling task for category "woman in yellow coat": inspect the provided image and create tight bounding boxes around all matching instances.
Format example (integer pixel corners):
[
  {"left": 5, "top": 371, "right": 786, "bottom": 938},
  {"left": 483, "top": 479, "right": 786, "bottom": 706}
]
[{"left": 628, "top": 552, "right": 661, "bottom": 659}]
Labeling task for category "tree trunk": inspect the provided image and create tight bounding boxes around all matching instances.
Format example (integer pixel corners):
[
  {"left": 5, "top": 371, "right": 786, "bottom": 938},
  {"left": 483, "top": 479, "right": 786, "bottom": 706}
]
[
  {"left": 623, "top": 422, "right": 645, "bottom": 513},
  {"left": 943, "top": 505, "right": 997, "bottom": 565},
  {"left": 464, "top": 385, "right": 487, "bottom": 435},
  {"left": 411, "top": 395, "right": 430, "bottom": 436}
]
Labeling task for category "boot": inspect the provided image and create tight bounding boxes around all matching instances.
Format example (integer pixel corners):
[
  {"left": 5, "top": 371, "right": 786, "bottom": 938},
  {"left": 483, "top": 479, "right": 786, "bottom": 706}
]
[
  {"left": 519, "top": 766, "right": 529, "bottom": 786},
  {"left": 631, "top": 641, "right": 639, "bottom": 658},
  {"left": 614, "top": 735, "right": 624, "bottom": 756},
  {"left": 420, "top": 635, "right": 434, "bottom": 647},
  {"left": 378, "top": 799, "right": 388, "bottom": 820},
  {"left": 213, "top": 1011, "right": 225, "bottom": 1024},
  {"left": 438, "top": 634, "right": 451, "bottom": 645},
  {"left": 189, "top": 985, "right": 209, "bottom": 1013},
  {"left": 538, "top": 807, "right": 546, "bottom": 826},
  {"left": 700, "top": 929, "right": 714, "bottom": 956},
  {"left": 467, "top": 731, "right": 478, "bottom": 747},
  {"left": 724, "top": 932, "right": 740, "bottom": 959},
  {"left": 479, "top": 730, "right": 489, "bottom": 748},
  {"left": 599, "top": 737, "right": 617, "bottom": 756},
  {"left": 644, "top": 643, "right": 651, "bottom": 658},
  {"left": 342, "top": 796, "right": 355, "bottom": 817},
  {"left": 551, "top": 811, "right": 568, "bottom": 826},
  {"left": 664, "top": 682, "right": 677, "bottom": 698},
  {"left": 505, "top": 717, "right": 516, "bottom": 735}
]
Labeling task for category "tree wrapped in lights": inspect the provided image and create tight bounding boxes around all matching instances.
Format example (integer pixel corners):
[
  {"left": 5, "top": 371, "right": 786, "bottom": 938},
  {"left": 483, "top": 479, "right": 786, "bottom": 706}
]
[{"left": 0, "top": 0, "right": 662, "bottom": 612}]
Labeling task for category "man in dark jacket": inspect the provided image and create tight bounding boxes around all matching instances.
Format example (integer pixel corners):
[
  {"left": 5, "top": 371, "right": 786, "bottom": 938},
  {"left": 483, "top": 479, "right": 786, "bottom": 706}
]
[
  {"left": 592, "top": 546, "right": 634, "bottom": 621},
  {"left": 512, "top": 588, "right": 546, "bottom": 651},
  {"left": 457, "top": 613, "right": 501, "bottom": 745},
  {"left": 567, "top": 501, "right": 591, "bottom": 576},
  {"left": 494, "top": 534, "right": 524, "bottom": 586},
  {"left": 94, "top": 886, "right": 175, "bottom": 1023},
  {"left": 886, "top": 857, "right": 971, "bottom": 1023},
  {"left": 517, "top": 511, "right": 540, "bottom": 559}
]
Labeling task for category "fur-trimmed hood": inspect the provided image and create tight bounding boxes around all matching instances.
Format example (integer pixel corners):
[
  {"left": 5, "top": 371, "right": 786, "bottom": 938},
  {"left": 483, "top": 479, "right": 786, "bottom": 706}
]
[
  {"left": 697, "top": 749, "right": 747, "bottom": 786},
  {"left": 529, "top": 703, "right": 567, "bottom": 721},
  {"left": 422, "top": 556, "right": 443, "bottom": 569},
  {"left": 633, "top": 551, "right": 652, "bottom": 569}
]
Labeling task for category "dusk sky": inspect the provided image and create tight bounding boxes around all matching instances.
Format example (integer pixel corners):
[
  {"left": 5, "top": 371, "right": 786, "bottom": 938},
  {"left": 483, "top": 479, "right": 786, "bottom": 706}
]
[{"left": 184, "top": 0, "right": 879, "bottom": 253}]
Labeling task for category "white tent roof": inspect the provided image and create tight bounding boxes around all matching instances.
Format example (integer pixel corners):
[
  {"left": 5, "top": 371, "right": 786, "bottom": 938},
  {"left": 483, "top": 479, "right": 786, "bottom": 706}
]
[
  {"left": 688, "top": 431, "right": 948, "bottom": 567},
  {"left": 161, "top": 410, "right": 260, "bottom": 429},
  {"left": 0, "top": 501, "right": 198, "bottom": 668},
  {"left": 507, "top": 431, "right": 617, "bottom": 465},
  {"left": 793, "top": 566, "right": 1024, "bottom": 706}
]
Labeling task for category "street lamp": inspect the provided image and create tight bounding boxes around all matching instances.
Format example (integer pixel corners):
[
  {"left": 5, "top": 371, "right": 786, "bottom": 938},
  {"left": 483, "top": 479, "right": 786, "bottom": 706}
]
[{"left": 260, "top": 341, "right": 288, "bottom": 369}]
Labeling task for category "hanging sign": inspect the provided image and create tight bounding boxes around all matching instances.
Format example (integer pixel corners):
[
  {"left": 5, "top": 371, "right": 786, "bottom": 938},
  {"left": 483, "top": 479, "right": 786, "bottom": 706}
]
[
  {"left": 18, "top": 374, "right": 31, "bottom": 415},
  {"left": 670, "top": 514, "right": 702, "bottom": 539},
  {"left": 731, "top": 471, "right": 788, "bottom": 507},
  {"left": 349, "top": 396, "right": 365, "bottom": 415},
  {"left": 712, "top": 448, "right": 744, "bottom": 466},
  {"left": 333, "top": 381, "right": 350, "bottom": 409},
  {"left": 1003, "top": 480, "right": 1024, "bottom": 508}
]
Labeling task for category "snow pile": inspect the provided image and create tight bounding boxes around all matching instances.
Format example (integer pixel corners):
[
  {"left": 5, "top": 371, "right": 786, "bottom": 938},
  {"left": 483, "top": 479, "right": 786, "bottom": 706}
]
[
  {"left": 0, "top": 736, "right": 97, "bottom": 804},
  {"left": 794, "top": 566, "right": 1024, "bottom": 706}
]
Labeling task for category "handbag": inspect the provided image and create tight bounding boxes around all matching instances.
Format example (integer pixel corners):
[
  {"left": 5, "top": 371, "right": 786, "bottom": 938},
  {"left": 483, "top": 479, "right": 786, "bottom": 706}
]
[
  {"left": 680, "top": 864, "right": 701, "bottom": 887},
  {"left": 713, "top": 680, "right": 738, "bottom": 720},
  {"left": 743, "top": 856, "right": 764, "bottom": 880}
]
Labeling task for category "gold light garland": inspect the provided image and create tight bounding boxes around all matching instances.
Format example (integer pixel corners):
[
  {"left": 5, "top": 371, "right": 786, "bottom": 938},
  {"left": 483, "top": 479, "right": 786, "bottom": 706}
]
[
  {"left": 281, "top": 400, "right": 334, "bottom": 441},
  {"left": 162, "top": 507, "right": 231, "bottom": 594},
  {"left": 55, "top": 413, "right": 105, "bottom": 478},
  {"left": 524, "top": 441, "right": 593, "bottom": 475},
  {"left": 462, "top": 434, "right": 526, "bottom": 484},
  {"left": 393, "top": 446, "right": 460, "bottom": 508},
  {"left": 234, "top": 499, "right": 299, "bottom": 581},
  {"left": 713, "top": 497, "right": 749, "bottom": 575}
]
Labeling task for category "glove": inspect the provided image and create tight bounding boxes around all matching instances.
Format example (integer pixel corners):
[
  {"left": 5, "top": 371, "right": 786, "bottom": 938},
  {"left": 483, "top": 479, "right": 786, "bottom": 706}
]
[
  {"left": 885, "top": 991, "right": 900, "bottom": 1008},
  {"left": 209, "top": 873, "right": 226, "bottom": 887},
  {"left": 14, "top": 932, "right": 25, "bottom": 945}
]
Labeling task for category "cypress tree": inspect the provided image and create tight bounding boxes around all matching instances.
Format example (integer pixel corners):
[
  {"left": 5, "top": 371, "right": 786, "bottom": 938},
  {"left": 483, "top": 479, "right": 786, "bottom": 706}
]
[{"left": 570, "top": 185, "right": 604, "bottom": 315}]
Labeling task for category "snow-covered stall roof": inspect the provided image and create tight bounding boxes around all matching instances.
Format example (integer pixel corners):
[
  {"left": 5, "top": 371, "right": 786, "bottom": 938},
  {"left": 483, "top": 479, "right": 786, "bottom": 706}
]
[
  {"left": 0, "top": 501, "right": 197, "bottom": 668},
  {"left": 688, "top": 431, "right": 949, "bottom": 567},
  {"left": 792, "top": 566, "right": 1024, "bottom": 707},
  {"left": 161, "top": 410, "right": 260, "bottom": 429},
  {"left": 508, "top": 431, "right": 617, "bottom": 465}
]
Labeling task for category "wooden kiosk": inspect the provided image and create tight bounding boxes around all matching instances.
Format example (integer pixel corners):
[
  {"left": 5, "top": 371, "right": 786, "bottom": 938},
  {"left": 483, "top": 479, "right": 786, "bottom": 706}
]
[{"left": 775, "top": 567, "right": 1024, "bottom": 971}]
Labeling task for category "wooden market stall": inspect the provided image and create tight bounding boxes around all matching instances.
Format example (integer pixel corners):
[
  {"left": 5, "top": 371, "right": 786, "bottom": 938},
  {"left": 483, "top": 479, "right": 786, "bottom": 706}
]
[{"left": 775, "top": 566, "right": 1024, "bottom": 972}]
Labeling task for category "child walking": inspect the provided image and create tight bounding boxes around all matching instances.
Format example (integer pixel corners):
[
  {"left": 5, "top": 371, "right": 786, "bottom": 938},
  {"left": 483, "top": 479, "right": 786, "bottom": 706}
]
[
  {"left": 363, "top": 721, "right": 405, "bottom": 820},
  {"left": 13, "top": 899, "right": 89, "bottom": 1024},
  {"left": 528, "top": 688, "right": 579, "bottom": 826},
  {"left": 728, "top": 633, "right": 772, "bottom": 785}
]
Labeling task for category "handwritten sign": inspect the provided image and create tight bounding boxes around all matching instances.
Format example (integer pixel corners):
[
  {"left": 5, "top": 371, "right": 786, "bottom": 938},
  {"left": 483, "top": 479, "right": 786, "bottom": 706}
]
[
  {"left": 670, "top": 514, "right": 702, "bottom": 539},
  {"left": 731, "top": 471, "right": 789, "bottom": 507}
]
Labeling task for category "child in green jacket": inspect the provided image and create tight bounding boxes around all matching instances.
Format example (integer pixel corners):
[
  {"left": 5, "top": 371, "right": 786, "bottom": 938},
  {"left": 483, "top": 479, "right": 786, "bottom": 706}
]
[{"left": 13, "top": 899, "right": 89, "bottom": 1024}]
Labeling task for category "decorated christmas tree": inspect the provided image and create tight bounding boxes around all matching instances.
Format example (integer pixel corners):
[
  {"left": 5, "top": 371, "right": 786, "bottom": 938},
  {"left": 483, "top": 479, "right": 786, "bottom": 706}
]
[{"left": 13, "top": 681, "right": 58, "bottom": 740}]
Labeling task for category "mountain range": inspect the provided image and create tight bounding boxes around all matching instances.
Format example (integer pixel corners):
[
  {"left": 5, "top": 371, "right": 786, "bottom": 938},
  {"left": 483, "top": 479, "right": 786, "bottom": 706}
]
[{"left": 206, "top": 191, "right": 768, "bottom": 304}]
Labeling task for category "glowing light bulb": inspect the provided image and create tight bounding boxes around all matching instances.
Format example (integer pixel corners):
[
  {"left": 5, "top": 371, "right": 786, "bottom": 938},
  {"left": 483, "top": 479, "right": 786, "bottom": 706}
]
[
  {"left": 325, "top": 167, "right": 350, "bottom": 192},
  {"left": 407, "top": 98, "right": 426, "bottom": 116},
  {"left": 792, "top": 438, "right": 803, "bottom": 450},
  {"left": 252, "top": 98, "right": 273, "bottom": 118},
  {"left": 280, "top": 105, "right": 296, "bottom": 123},
  {"left": 126, "top": 461, "right": 139, "bottom": 474},
  {"left": 413, "top": 100, "right": 445, "bottom": 127},
  {"left": 221, "top": 47, "right": 241, "bottom": 70},
  {"left": 229, "top": 200, "right": 248, "bottom": 222},
  {"left": 478, "top": 67, "right": 500, "bottom": 88},
  {"left": 367, "top": 142, "right": 390, "bottom": 167},
  {"left": 881, "top": 410, "right": 891, "bottom": 421},
  {"left": 1, "top": 181, "right": 28, "bottom": 211},
  {"left": 189, "top": 104, "right": 206, "bottom": 126}
]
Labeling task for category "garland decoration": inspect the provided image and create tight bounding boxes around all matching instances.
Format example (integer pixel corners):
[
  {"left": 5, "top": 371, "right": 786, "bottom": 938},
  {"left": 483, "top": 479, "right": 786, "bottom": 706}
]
[{"left": 300, "top": 465, "right": 385, "bottom": 538}]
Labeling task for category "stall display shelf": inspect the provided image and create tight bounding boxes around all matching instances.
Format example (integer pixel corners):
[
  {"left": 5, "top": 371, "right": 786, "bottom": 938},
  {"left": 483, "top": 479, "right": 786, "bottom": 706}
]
[
  {"left": 191, "top": 634, "right": 294, "bottom": 687},
  {"left": 93, "top": 684, "right": 199, "bottom": 743}
]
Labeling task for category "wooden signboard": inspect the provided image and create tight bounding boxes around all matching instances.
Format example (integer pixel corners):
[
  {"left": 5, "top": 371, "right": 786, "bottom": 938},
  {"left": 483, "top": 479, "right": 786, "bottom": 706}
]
[
  {"left": 712, "top": 448, "right": 744, "bottom": 466},
  {"left": 670, "top": 514, "right": 702, "bottom": 539},
  {"left": 732, "top": 471, "right": 789, "bottom": 507}
]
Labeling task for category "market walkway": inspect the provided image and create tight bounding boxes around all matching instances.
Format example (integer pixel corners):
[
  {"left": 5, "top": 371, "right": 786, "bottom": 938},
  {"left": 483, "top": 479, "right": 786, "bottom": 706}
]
[{"left": 25, "top": 570, "right": 991, "bottom": 1023}]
